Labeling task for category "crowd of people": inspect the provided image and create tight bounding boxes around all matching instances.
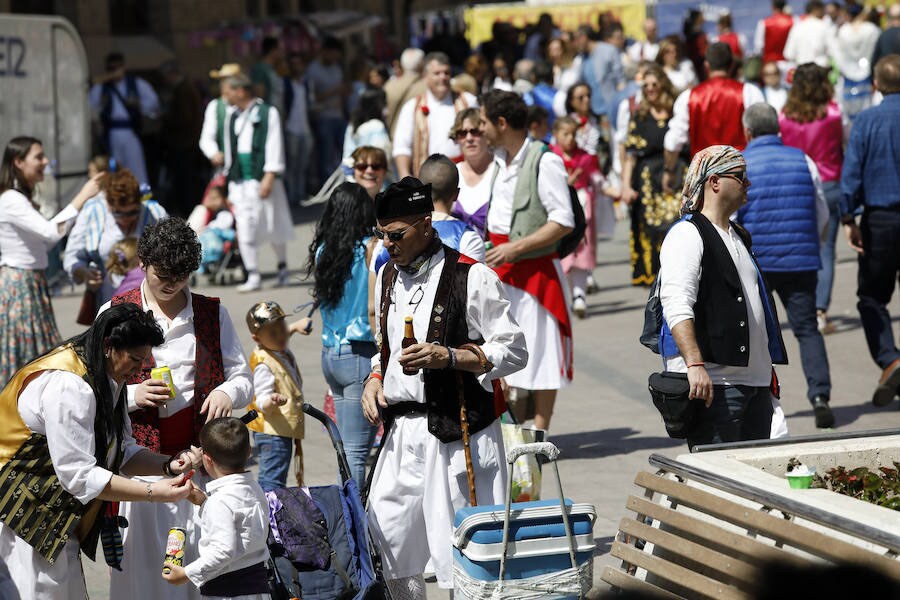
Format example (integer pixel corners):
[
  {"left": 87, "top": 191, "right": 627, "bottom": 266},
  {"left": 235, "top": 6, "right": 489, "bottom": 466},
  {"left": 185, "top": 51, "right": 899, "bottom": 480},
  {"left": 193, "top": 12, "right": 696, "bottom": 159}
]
[{"left": 0, "top": 2, "right": 899, "bottom": 599}]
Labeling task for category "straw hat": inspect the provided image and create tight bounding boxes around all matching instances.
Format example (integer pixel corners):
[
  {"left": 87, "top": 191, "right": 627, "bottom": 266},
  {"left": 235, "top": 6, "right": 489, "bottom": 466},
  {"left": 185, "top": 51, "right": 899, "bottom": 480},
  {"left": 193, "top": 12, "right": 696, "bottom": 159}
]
[{"left": 209, "top": 63, "right": 242, "bottom": 79}]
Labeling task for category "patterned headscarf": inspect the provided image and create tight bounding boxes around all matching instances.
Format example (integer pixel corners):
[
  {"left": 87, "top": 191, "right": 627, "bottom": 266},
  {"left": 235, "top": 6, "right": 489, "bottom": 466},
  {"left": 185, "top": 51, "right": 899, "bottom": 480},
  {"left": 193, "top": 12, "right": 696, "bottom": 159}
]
[{"left": 681, "top": 145, "right": 746, "bottom": 215}]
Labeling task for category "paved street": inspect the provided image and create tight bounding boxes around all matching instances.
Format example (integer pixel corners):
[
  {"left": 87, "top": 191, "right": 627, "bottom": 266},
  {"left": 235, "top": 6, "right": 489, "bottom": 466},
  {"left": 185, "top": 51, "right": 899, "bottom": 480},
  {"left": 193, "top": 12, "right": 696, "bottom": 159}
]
[{"left": 66, "top": 206, "right": 899, "bottom": 599}]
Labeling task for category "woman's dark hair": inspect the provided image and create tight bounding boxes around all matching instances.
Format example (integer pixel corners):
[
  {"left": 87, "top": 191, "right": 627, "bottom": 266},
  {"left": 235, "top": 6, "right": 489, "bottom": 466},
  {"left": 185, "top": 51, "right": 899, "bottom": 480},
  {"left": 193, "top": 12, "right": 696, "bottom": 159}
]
[
  {"left": 306, "top": 182, "right": 376, "bottom": 307},
  {"left": 0, "top": 136, "right": 42, "bottom": 201},
  {"left": 137, "top": 217, "right": 202, "bottom": 280},
  {"left": 783, "top": 63, "right": 834, "bottom": 123},
  {"left": 635, "top": 64, "right": 678, "bottom": 119},
  {"left": 565, "top": 82, "right": 592, "bottom": 115},
  {"left": 65, "top": 303, "right": 164, "bottom": 467},
  {"left": 352, "top": 88, "right": 387, "bottom": 132}
]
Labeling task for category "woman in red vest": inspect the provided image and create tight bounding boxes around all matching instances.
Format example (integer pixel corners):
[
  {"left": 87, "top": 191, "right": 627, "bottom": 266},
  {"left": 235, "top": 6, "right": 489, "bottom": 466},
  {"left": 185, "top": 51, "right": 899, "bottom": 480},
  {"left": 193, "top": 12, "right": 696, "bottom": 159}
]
[{"left": 98, "top": 217, "right": 252, "bottom": 600}]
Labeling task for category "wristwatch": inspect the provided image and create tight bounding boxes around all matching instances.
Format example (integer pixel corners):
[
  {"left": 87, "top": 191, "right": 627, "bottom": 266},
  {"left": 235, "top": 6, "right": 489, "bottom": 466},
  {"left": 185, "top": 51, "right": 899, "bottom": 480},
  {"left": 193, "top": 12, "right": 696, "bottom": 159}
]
[{"left": 840, "top": 214, "right": 856, "bottom": 225}]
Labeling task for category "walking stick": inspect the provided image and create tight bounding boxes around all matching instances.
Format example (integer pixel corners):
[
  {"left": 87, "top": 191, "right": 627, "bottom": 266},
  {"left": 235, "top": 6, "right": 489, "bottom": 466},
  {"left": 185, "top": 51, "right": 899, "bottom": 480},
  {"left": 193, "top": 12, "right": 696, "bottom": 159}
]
[{"left": 457, "top": 373, "right": 478, "bottom": 506}]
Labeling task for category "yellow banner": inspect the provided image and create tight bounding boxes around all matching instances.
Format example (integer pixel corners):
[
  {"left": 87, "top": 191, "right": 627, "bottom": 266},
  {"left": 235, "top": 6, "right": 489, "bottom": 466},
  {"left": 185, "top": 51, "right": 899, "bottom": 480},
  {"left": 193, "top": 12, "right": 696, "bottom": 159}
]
[{"left": 464, "top": 1, "right": 648, "bottom": 49}]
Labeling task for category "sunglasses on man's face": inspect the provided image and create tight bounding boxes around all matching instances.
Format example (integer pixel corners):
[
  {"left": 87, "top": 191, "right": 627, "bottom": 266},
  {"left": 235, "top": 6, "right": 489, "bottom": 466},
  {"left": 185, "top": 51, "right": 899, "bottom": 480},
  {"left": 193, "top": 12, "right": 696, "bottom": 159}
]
[
  {"left": 455, "top": 128, "right": 483, "bottom": 139},
  {"left": 717, "top": 170, "right": 747, "bottom": 185},
  {"left": 373, "top": 218, "right": 425, "bottom": 242},
  {"left": 354, "top": 162, "right": 386, "bottom": 172}
]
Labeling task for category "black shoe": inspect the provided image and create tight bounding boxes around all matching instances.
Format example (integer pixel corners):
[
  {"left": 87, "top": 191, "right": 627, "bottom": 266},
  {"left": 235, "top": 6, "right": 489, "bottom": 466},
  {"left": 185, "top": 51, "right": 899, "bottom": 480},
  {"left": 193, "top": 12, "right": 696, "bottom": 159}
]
[
  {"left": 873, "top": 358, "right": 900, "bottom": 406},
  {"left": 812, "top": 395, "right": 835, "bottom": 429}
]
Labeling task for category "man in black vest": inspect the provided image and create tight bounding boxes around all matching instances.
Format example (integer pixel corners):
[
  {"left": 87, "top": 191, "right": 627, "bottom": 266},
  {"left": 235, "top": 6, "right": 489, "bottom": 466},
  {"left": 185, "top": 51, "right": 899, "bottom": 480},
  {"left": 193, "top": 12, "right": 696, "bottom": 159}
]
[
  {"left": 658, "top": 145, "right": 788, "bottom": 449},
  {"left": 362, "top": 177, "right": 527, "bottom": 598}
]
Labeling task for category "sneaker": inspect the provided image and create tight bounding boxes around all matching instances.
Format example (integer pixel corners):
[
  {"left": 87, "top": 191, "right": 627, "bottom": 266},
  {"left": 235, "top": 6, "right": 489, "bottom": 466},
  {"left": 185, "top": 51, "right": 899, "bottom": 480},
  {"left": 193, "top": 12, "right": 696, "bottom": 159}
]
[
  {"left": 572, "top": 296, "right": 587, "bottom": 319},
  {"left": 817, "top": 310, "right": 836, "bottom": 335},
  {"left": 586, "top": 274, "right": 599, "bottom": 295},
  {"left": 276, "top": 268, "right": 290, "bottom": 287},
  {"left": 237, "top": 273, "right": 261, "bottom": 293},
  {"left": 873, "top": 358, "right": 900, "bottom": 407},
  {"left": 811, "top": 395, "right": 835, "bottom": 429}
]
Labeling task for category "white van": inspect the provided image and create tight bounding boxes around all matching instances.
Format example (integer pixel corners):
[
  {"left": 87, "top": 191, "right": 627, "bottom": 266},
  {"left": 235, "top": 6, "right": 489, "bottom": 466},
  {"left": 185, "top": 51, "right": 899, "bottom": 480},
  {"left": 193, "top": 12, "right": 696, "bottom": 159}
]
[{"left": 0, "top": 15, "right": 90, "bottom": 212}]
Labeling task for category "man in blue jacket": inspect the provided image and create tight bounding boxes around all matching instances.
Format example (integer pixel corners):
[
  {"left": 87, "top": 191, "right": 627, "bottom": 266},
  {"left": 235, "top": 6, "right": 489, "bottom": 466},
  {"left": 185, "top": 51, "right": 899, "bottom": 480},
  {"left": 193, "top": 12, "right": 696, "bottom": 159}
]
[
  {"left": 737, "top": 103, "right": 833, "bottom": 428},
  {"left": 840, "top": 55, "right": 900, "bottom": 407}
]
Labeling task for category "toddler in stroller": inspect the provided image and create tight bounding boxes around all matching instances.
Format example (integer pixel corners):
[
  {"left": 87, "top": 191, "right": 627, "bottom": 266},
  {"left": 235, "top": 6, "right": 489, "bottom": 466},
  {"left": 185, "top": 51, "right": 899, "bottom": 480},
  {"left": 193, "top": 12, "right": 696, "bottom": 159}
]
[{"left": 188, "top": 184, "right": 240, "bottom": 282}]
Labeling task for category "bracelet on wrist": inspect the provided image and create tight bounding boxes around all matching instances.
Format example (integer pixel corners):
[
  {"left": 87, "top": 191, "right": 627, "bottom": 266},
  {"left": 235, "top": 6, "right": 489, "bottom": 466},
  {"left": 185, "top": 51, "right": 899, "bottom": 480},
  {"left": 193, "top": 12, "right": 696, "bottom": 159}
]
[
  {"left": 447, "top": 347, "right": 456, "bottom": 370},
  {"left": 146, "top": 482, "right": 153, "bottom": 502},
  {"left": 366, "top": 372, "right": 383, "bottom": 386},
  {"left": 687, "top": 362, "right": 705, "bottom": 369}
]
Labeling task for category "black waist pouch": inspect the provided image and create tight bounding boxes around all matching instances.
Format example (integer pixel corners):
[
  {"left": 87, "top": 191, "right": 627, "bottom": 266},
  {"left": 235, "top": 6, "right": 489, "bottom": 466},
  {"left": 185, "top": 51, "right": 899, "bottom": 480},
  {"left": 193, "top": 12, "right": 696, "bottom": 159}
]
[{"left": 648, "top": 372, "right": 699, "bottom": 439}]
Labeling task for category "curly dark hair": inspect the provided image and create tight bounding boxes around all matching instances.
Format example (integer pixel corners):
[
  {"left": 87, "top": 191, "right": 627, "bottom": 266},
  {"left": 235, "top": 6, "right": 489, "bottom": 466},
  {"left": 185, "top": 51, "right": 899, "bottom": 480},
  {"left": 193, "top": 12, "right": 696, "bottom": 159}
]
[
  {"left": 306, "top": 182, "right": 375, "bottom": 307},
  {"left": 62, "top": 303, "right": 164, "bottom": 469},
  {"left": 782, "top": 63, "right": 833, "bottom": 123},
  {"left": 137, "top": 217, "right": 202, "bottom": 280}
]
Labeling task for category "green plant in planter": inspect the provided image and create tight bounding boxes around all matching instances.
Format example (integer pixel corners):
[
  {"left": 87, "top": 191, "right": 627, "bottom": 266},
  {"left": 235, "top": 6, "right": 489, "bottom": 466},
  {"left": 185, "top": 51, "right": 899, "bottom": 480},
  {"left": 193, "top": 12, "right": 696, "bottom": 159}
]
[{"left": 803, "top": 460, "right": 900, "bottom": 511}]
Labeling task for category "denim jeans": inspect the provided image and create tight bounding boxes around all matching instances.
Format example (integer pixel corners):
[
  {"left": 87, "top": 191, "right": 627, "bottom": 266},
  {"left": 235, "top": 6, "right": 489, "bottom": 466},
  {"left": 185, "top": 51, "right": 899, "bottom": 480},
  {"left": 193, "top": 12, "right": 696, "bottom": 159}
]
[
  {"left": 312, "top": 116, "right": 347, "bottom": 188},
  {"left": 766, "top": 271, "right": 831, "bottom": 400},
  {"left": 857, "top": 208, "right": 900, "bottom": 368},
  {"left": 254, "top": 432, "right": 294, "bottom": 492},
  {"left": 686, "top": 385, "right": 773, "bottom": 450},
  {"left": 284, "top": 130, "right": 313, "bottom": 204},
  {"left": 816, "top": 180, "right": 842, "bottom": 311},
  {"left": 322, "top": 341, "right": 378, "bottom": 487}
]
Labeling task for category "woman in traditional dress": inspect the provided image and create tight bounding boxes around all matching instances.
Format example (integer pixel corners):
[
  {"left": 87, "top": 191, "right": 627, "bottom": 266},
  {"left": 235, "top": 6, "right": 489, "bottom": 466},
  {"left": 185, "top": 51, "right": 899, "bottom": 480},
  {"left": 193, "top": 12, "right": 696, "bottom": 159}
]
[
  {"left": 451, "top": 108, "right": 495, "bottom": 235},
  {"left": 621, "top": 65, "right": 686, "bottom": 286},
  {"left": 99, "top": 217, "right": 252, "bottom": 600},
  {"left": 64, "top": 167, "right": 168, "bottom": 315},
  {"left": 565, "top": 83, "right": 602, "bottom": 156},
  {"left": 0, "top": 136, "right": 105, "bottom": 383},
  {"left": 0, "top": 303, "right": 194, "bottom": 599}
]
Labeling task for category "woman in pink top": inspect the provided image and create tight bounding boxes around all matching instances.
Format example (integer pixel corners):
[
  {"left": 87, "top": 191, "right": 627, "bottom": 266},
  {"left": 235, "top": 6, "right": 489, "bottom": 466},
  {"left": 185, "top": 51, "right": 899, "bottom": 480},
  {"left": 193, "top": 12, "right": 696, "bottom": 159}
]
[{"left": 779, "top": 64, "right": 844, "bottom": 335}]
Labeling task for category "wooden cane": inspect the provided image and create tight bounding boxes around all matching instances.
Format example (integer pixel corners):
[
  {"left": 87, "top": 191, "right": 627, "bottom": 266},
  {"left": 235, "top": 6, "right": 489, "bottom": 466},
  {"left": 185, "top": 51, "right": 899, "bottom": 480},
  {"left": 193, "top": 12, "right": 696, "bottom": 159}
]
[{"left": 457, "top": 373, "right": 477, "bottom": 506}]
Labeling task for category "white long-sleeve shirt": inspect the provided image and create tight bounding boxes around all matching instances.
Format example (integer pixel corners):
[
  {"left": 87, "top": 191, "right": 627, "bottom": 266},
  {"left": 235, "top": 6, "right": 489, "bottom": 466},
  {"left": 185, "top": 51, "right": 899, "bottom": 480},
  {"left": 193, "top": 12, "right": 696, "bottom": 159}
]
[
  {"left": 17, "top": 370, "right": 142, "bottom": 504},
  {"left": 252, "top": 348, "right": 302, "bottom": 411},
  {"left": 371, "top": 247, "right": 528, "bottom": 402},
  {"left": 224, "top": 99, "right": 285, "bottom": 177},
  {"left": 486, "top": 139, "right": 575, "bottom": 235},
  {"left": 98, "top": 282, "right": 252, "bottom": 415},
  {"left": 659, "top": 219, "right": 772, "bottom": 387},
  {"left": 664, "top": 82, "right": 766, "bottom": 153},
  {"left": 183, "top": 472, "right": 270, "bottom": 588},
  {"left": 393, "top": 90, "right": 477, "bottom": 161},
  {"left": 0, "top": 190, "right": 78, "bottom": 269},
  {"left": 783, "top": 15, "right": 834, "bottom": 67},
  {"left": 199, "top": 97, "right": 234, "bottom": 161}
]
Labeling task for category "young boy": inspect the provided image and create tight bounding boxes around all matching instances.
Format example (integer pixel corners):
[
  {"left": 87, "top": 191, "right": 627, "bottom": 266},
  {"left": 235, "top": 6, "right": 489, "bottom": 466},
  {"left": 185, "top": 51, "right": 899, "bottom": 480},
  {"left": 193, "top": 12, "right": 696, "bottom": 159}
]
[
  {"left": 187, "top": 184, "right": 237, "bottom": 275},
  {"left": 526, "top": 104, "right": 550, "bottom": 143},
  {"left": 161, "top": 417, "right": 271, "bottom": 599},
  {"left": 245, "top": 301, "right": 311, "bottom": 491}
]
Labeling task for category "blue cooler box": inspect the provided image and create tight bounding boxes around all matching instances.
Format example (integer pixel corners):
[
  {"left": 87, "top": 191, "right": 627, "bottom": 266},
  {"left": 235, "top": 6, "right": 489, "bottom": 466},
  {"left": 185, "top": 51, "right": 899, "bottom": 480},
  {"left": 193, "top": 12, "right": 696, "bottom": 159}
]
[{"left": 452, "top": 443, "right": 596, "bottom": 599}]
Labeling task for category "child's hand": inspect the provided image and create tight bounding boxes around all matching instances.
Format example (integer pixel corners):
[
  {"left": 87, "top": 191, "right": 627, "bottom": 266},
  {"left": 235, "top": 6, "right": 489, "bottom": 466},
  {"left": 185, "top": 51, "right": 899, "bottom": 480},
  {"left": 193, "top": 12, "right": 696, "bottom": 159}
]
[
  {"left": 187, "top": 480, "right": 207, "bottom": 506},
  {"left": 567, "top": 167, "right": 582, "bottom": 186},
  {"left": 162, "top": 563, "right": 188, "bottom": 585},
  {"left": 271, "top": 393, "right": 289, "bottom": 407},
  {"left": 289, "top": 317, "right": 313, "bottom": 336}
]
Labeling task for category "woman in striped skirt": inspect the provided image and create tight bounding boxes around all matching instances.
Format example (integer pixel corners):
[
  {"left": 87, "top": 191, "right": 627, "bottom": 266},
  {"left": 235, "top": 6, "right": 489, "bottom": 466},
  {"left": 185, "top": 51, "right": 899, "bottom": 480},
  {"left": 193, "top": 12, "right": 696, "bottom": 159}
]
[{"left": 0, "top": 136, "right": 104, "bottom": 384}]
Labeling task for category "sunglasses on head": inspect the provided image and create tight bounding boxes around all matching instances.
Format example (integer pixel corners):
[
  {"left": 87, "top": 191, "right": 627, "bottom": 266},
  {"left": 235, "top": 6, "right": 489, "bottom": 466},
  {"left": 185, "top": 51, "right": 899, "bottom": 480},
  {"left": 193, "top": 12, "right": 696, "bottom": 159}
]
[
  {"left": 354, "top": 162, "right": 386, "bottom": 171},
  {"left": 455, "top": 128, "right": 483, "bottom": 139},
  {"left": 373, "top": 217, "right": 425, "bottom": 242}
]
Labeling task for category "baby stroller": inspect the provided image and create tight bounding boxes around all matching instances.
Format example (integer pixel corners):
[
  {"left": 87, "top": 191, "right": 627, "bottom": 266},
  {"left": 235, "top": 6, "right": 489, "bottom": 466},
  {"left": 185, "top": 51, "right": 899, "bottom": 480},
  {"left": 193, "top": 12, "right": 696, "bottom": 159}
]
[{"left": 266, "top": 403, "right": 389, "bottom": 600}]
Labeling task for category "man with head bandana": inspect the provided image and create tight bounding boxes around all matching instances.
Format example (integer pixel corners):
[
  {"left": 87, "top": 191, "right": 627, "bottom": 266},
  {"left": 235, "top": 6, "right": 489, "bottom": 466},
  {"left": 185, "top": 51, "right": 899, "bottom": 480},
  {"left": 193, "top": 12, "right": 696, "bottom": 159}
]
[
  {"left": 657, "top": 145, "right": 788, "bottom": 449},
  {"left": 361, "top": 177, "right": 527, "bottom": 599}
]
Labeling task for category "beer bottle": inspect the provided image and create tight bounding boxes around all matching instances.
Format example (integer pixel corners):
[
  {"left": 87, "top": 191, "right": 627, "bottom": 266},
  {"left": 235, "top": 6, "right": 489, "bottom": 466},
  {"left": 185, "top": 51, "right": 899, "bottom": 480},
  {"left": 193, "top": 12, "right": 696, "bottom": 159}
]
[{"left": 401, "top": 316, "right": 419, "bottom": 375}]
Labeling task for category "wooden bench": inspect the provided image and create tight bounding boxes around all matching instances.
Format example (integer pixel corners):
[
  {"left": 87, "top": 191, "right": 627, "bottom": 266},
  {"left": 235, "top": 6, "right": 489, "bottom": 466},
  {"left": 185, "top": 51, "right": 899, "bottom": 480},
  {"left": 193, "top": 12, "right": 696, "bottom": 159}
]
[{"left": 601, "top": 455, "right": 900, "bottom": 599}]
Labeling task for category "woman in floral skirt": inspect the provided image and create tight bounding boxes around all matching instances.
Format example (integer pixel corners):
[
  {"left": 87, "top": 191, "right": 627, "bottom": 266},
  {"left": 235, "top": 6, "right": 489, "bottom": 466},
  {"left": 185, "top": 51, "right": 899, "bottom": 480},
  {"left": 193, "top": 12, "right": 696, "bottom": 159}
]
[{"left": 0, "top": 136, "right": 103, "bottom": 383}]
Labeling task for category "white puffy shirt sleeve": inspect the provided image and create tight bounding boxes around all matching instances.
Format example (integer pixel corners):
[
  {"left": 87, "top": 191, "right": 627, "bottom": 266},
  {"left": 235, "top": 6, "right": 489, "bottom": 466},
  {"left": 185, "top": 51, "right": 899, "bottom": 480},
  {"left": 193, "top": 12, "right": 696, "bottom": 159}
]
[
  {"left": 252, "top": 362, "right": 278, "bottom": 411},
  {"left": 263, "top": 105, "right": 285, "bottom": 174},
  {"left": 392, "top": 97, "right": 416, "bottom": 158},
  {"left": 664, "top": 89, "right": 690, "bottom": 153},
  {"left": 465, "top": 263, "right": 528, "bottom": 388},
  {"left": 183, "top": 495, "right": 236, "bottom": 586},
  {"left": 537, "top": 152, "right": 575, "bottom": 228},
  {"left": 18, "top": 371, "right": 115, "bottom": 504},
  {"left": 199, "top": 99, "right": 221, "bottom": 160},
  {"left": 213, "top": 304, "right": 253, "bottom": 409},
  {"left": 659, "top": 221, "right": 704, "bottom": 331}
]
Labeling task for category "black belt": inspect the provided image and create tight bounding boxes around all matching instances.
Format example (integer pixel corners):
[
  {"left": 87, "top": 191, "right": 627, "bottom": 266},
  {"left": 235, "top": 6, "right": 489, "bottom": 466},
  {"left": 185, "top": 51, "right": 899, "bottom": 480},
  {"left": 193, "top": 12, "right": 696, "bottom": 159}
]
[
  {"left": 382, "top": 401, "right": 426, "bottom": 420},
  {"left": 199, "top": 562, "right": 269, "bottom": 596}
]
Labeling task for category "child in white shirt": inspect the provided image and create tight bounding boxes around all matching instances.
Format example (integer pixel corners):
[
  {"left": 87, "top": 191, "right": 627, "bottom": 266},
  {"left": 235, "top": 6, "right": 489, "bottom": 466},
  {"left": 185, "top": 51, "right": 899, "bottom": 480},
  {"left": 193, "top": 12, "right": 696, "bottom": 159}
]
[{"left": 162, "top": 417, "right": 271, "bottom": 599}]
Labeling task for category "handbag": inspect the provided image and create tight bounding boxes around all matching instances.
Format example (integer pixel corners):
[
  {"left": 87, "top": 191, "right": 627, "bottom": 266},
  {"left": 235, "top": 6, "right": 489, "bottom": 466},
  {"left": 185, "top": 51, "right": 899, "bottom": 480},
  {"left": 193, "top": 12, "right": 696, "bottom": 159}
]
[
  {"left": 648, "top": 371, "right": 699, "bottom": 439},
  {"left": 639, "top": 276, "right": 662, "bottom": 353}
]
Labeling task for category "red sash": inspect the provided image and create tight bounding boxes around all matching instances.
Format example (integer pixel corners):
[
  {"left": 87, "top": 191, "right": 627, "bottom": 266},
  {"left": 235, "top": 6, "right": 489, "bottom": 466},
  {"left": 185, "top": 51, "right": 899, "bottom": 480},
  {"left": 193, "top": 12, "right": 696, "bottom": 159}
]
[
  {"left": 489, "top": 232, "right": 573, "bottom": 380},
  {"left": 688, "top": 77, "right": 747, "bottom": 157},
  {"left": 112, "top": 288, "right": 224, "bottom": 454}
]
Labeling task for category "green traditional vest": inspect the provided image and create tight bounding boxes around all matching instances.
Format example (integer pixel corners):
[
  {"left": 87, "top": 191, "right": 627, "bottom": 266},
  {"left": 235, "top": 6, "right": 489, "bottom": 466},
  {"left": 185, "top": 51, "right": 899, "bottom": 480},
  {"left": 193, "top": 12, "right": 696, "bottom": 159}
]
[
  {"left": 0, "top": 346, "right": 124, "bottom": 564},
  {"left": 490, "top": 140, "right": 558, "bottom": 260},
  {"left": 215, "top": 97, "right": 227, "bottom": 154},
  {"left": 227, "top": 100, "right": 271, "bottom": 183}
]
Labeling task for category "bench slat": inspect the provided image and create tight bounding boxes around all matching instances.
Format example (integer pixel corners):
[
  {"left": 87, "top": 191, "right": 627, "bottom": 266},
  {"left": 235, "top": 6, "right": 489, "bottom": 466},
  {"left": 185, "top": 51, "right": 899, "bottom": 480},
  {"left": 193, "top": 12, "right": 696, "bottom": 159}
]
[
  {"left": 635, "top": 472, "right": 900, "bottom": 577},
  {"left": 600, "top": 566, "right": 685, "bottom": 599},
  {"left": 618, "top": 517, "right": 757, "bottom": 585},
  {"left": 611, "top": 541, "right": 749, "bottom": 600},
  {"left": 626, "top": 495, "right": 806, "bottom": 566}
]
